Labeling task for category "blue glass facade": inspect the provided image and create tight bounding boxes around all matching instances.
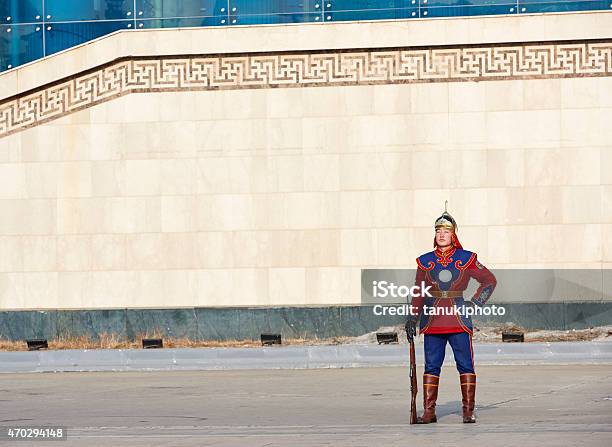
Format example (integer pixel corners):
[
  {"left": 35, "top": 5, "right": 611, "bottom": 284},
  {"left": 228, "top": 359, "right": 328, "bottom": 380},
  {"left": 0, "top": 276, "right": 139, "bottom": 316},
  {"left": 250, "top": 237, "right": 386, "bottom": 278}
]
[{"left": 0, "top": 0, "right": 610, "bottom": 72}]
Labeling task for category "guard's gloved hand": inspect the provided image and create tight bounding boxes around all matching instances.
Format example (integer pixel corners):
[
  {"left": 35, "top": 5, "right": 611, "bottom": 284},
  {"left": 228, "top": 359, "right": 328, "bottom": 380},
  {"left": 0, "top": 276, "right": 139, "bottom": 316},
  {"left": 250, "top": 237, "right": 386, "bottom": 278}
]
[{"left": 405, "top": 316, "right": 418, "bottom": 341}]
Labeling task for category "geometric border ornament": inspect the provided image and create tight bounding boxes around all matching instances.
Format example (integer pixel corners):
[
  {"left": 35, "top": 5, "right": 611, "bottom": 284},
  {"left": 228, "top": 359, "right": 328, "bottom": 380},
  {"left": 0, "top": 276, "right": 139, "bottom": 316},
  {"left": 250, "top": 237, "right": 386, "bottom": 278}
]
[{"left": 1, "top": 39, "right": 611, "bottom": 138}]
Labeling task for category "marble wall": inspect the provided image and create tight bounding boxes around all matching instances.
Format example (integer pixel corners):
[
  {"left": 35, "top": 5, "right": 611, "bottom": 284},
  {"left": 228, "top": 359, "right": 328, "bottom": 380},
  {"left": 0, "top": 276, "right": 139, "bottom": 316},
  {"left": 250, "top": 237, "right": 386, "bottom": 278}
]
[
  {"left": 0, "top": 14, "right": 611, "bottom": 311},
  {"left": 1, "top": 76, "right": 610, "bottom": 310}
]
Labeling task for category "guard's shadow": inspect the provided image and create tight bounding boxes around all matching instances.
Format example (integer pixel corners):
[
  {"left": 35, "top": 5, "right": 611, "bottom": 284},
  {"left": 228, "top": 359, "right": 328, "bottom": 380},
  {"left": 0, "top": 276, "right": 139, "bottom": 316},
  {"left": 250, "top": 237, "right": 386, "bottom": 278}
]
[{"left": 434, "top": 400, "right": 497, "bottom": 419}]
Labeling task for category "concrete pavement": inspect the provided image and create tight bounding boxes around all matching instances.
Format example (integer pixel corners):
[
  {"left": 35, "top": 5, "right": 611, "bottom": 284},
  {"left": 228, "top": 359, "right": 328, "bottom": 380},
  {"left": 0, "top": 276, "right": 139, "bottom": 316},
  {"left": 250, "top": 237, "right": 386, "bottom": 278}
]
[{"left": 1, "top": 364, "right": 611, "bottom": 446}]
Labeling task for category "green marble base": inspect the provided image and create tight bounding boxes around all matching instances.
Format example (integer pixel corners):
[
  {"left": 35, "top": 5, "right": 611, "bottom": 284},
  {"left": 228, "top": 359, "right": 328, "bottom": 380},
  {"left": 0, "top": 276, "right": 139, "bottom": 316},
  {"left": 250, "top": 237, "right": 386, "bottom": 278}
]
[{"left": 0, "top": 303, "right": 610, "bottom": 342}]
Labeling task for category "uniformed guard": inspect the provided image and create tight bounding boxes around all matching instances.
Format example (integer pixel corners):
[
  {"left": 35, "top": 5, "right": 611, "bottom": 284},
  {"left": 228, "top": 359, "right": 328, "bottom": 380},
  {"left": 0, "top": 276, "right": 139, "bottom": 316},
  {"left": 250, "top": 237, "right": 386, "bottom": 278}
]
[{"left": 405, "top": 204, "right": 496, "bottom": 424}]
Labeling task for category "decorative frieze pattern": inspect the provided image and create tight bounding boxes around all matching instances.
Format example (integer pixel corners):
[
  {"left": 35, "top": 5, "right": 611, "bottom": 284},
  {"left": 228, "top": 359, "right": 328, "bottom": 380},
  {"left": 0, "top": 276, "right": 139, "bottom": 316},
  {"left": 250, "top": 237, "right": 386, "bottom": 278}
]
[{"left": 1, "top": 40, "right": 611, "bottom": 138}]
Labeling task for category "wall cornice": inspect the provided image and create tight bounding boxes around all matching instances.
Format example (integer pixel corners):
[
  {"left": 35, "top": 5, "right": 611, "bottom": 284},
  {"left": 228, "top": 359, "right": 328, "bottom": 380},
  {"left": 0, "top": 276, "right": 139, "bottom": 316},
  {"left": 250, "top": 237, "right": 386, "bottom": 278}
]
[{"left": 1, "top": 38, "right": 611, "bottom": 138}]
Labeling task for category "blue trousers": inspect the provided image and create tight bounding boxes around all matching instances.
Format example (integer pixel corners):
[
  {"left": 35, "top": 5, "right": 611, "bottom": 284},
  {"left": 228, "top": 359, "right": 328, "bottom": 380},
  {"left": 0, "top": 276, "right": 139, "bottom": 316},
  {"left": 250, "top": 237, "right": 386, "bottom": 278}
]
[{"left": 424, "top": 332, "right": 475, "bottom": 376}]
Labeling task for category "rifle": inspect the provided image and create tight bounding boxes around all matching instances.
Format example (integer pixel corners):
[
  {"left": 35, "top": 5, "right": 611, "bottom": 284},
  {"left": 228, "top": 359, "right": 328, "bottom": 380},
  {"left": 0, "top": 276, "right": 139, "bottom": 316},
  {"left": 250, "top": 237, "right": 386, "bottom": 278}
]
[{"left": 408, "top": 333, "right": 418, "bottom": 424}]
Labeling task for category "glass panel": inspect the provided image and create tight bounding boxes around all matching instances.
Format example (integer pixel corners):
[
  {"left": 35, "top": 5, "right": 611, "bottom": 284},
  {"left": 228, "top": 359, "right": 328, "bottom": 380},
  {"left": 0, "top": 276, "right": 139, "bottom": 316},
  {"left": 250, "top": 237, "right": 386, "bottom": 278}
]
[
  {"left": 324, "top": 7, "right": 419, "bottom": 20},
  {"left": 45, "top": 0, "right": 134, "bottom": 22},
  {"left": 0, "top": 23, "right": 43, "bottom": 71},
  {"left": 423, "top": 0, "right": 514, "bottom": 6},
  {"left": 138, "top": 17, "right": 225, "bottom": 29},
  {"left": 0, "top": 0, "right": 43, "bottom": 24},
  {"left": 326, "top": 0, "right": 413, "bottom": 11},
  {"left": 136, "top": 0, "right": 223, "bottom": 19},
  {"left": 518, "top": 0, "right": 610, "bottom": 13},
  {"left": 423, "top": 3, "right": 518, "bottom": 17},
  {"left": 44, "top": 20, "right": 132, "bottom": 56},
  {"left": 519, "top": 0, "right": 603, "bottom": 4},
  {"left": 2, "top": 1, "right": 610, "bottom": 72},
  {"left": 229, "top": 0, "right": 321, "bottom": 15},
  {"left": 232, "top": 13, "right": 323, "bottom": 25}
]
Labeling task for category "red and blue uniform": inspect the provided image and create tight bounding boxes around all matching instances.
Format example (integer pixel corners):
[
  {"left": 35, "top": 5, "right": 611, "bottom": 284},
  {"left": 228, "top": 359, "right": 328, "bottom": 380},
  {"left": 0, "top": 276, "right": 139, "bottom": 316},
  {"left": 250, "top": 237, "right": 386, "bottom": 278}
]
[
  {"left": 410, "top": 208, "right": 496, "bottom": 424},
  {"left": 412, "top": 246, "right": 496, "bottom": 376}
]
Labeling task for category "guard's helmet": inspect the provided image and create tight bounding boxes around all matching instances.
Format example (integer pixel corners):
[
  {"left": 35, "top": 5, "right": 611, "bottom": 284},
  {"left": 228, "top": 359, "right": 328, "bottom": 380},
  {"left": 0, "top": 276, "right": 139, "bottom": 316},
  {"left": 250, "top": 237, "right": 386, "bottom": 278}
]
[
  {"left": 433, "top": 203, "right": 462, "bottom": 248},
  {"left": 434, "top": 211, "right": 457, "bottom": 232}
]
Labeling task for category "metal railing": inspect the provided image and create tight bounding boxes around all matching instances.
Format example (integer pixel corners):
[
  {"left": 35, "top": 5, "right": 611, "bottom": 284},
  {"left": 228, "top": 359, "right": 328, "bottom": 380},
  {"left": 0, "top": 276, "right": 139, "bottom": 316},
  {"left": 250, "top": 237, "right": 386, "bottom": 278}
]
[{"left": 1, "top": 0, "right": 611, "bottom": 72}]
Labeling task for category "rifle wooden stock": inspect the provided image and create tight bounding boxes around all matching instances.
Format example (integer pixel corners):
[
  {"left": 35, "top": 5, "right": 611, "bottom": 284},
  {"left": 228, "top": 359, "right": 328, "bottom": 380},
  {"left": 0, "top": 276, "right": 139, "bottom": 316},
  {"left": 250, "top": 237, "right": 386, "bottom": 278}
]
[{"left": 409, "top": 337, "right": 418, "bottom": 424}]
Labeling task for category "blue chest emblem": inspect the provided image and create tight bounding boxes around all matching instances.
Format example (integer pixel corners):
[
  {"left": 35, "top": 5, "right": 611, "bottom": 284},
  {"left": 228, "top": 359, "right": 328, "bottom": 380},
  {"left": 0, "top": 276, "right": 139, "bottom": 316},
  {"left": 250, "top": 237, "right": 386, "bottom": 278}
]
[{"left": 417, "top": 249, "right": 475, "bottom": 291}]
